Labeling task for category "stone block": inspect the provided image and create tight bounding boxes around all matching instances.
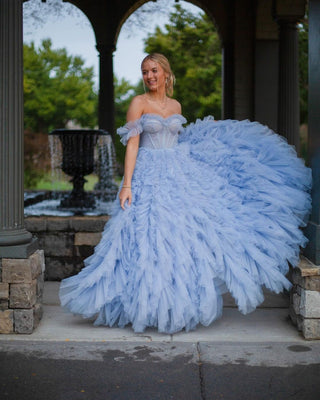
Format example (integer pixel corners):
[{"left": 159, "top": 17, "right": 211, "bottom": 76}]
[
  {"left": 297, "top": 315, "right": 304, "bottom": 332},
  {"left": 0, "top": 310, "right": 14, "bottom": 334},
  {"left": 0, "top": 300, "right": 8, "bottom": 311},
  {"left": 25, "top": 216, "right": 47, "bottom": 232},
  {"left": 300, "top": 289, "right": 320, "bottom": 318},
  {"left": 303, "top": 276, "right": 320, "bottom": 291},
  {"left": 44, "top": 234, "right": 74, "bottom": 257},
  {"left": 0, "top": 283, "right": 9, "bottom": 299},
  {"left": 30, "top": 249, "right": 45, "bottom": 279},
  {"left": 10, "top": 280, "right": 37, "bottom": 309},
  {"left": 298, "top": 257, "right": 320, "bottom": 277},
  {"left": 14, "top": 309, "right": 34, "bottom": 334},
  {"left": 71, "top": 216, "right": 109, "bottom": 232},
  {"left": 74, "top": 232, "right": 101, "bottom": 246},
  {"left": 2, "top": 258, "right": 33, "bottom": 283},
  {"left": 46, "top": 217, "right": 71, "bottom": 231},
  {"left": 292, "top": 267, "right": 320, "bottom": 291},
  {"left": 302, "top": 319, "right": 320, "bottom": 340},
  {"left": 37, "top": 273, "right": 44, "bottom": 299},
  {"left": 291, "top": 268, "right": 303, "bottom": 286},
  {"left": 289, "top": 305, "right": 298, "bottom": 326},
  {"left": 33, "top": 303, "right": 43, "bottom": 329},
  {"left": 75, "top": 245, "right": 94, "bottom": 258},
  {"left": 0, "top": 258, "right": 2, "bottom": 280},
  {"left": 44, "top": 257, "right": 77, "bottom": 281},
  {"left": 292, "top": 292, "right": 301, "bottom": 315}
]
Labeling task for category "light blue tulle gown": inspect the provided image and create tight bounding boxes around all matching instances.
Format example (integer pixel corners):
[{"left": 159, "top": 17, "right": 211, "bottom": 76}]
[{"left": 59, "top": 114, "right": 312, "bottom": 333}]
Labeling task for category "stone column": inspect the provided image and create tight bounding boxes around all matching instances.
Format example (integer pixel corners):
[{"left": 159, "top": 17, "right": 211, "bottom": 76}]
[
  {"left": 233, "top": 0, "right": 255, "bottom": 120},
  {"left": 276, "top": 18, "right": 300, "bottom": 150},
  {"left": 96, "top": 43, "right": 115, "bottom": 137},
  {"left": 273, "top": 0, "right": 306, "bottom": 151},
  {"left": 304, "top": 0, "right": 320, "bottom": 265},
  {"left": 0, "top": 0, "right": 36, "bottom": 258},
  {"left": 222, "top": 42, "right": 235, "bottom": 119}
]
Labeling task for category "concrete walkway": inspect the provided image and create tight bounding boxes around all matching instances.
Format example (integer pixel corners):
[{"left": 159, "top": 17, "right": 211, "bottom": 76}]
[
  {"left": 1, "top": 283, "right": 320, "bottom": 400},
  {"left": 0, "top": 282, "right": 308, "bottom": 344}
]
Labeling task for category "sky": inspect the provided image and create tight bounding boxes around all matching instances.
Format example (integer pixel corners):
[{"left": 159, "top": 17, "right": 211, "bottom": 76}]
[{"left": 23, "top": 0, "right": 202, "bottom": 87}]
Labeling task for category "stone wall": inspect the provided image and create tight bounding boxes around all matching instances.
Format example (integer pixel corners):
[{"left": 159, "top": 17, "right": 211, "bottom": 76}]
[
  {"left": 0, "top": 250, "right": 44, "bottom": 334},
  {"left": 290, "top": 256, "right": 320, "bottom": 339},
  {"left": 25, "top": 216, "right": 110, "bottom": 281}
]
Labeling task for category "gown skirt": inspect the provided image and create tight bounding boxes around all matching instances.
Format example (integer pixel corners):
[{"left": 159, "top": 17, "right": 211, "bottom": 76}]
[{"left": 59, "top": 115, "right": 312, "bottom": 334}]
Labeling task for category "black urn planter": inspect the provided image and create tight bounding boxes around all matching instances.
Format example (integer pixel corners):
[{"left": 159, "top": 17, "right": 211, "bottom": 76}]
[{"left": 49, "top": 129, "right": 108, "bottom": 209}]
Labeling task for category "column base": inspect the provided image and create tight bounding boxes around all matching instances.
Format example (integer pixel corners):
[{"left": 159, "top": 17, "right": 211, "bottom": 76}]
[
  {"left": 0, "top": 249, "right": 45, "bottom": 334},
  {"left": 290, "top": 256, "right": 320, "bottom": 339},
  {"left": 0, "top": 237, "right": 38, "bottom": 258}
]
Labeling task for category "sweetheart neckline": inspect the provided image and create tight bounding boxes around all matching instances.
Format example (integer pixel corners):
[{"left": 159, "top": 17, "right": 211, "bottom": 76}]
[{"left": 141, "top": 113, "right": 186, "bottom": 121}]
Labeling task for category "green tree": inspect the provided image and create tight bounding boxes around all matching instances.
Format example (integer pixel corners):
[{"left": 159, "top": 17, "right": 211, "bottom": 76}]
[
  {"left": 24, "top": 39, "right": 97, "bottom": 133},
  {"left": 144, "top": 4, "right": 222, "bottom": 121}
]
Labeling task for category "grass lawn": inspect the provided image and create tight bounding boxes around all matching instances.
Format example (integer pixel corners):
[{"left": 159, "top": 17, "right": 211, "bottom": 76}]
[{"left": 29, "top": 173, "right": 99, "bottom": 191}]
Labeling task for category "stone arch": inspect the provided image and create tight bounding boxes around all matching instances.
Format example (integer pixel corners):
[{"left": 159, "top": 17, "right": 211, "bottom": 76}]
[{"left": 115, "top": 0, "right": 226, "bottom": 45}]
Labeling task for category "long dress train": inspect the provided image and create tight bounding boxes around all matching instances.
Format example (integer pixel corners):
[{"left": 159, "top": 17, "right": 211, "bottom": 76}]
[{"left": 59, "top": 114, "right": 312, "bottom": 333}]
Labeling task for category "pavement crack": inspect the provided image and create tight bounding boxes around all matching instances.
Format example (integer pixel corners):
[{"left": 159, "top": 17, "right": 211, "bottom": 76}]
[{"left": 197, "top": 342, "right": 206, "bottom": 400}]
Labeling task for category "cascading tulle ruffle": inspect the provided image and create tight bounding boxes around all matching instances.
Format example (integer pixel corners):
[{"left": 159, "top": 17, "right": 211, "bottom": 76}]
[{"left": 59, "top": 116, "right": 312, "bottom": 334}]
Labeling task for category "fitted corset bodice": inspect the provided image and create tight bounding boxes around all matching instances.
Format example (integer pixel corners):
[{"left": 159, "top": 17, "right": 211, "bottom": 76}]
[{"left": 139, "top": 114, "right": 186, "bottom": 149}]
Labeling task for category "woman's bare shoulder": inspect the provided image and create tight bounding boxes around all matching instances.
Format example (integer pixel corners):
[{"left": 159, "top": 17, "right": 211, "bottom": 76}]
[
  {"left": 168, "top": 98, "right": 182, "bottom": 114},
  {"left": 126, "top": 95, "right": 146, "bottom": 121}
]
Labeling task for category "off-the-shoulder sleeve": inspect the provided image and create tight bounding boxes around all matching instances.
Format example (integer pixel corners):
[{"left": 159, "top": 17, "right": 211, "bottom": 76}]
[{"left": 117, "top": 119, "right": 143, "bottom": 145}]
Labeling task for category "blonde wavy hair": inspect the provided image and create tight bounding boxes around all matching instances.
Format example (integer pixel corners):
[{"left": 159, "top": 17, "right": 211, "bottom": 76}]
[{"left": 141, "top": 53, "right": 175, "bottom": 97}]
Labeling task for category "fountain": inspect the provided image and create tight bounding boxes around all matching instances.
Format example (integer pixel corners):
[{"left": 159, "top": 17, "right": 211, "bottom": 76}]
[
  {"left": 23, "top": 129, "right": 119, "bottom": 279},
  {"left": 49, "top": 129, "right": 104, "bottom": 210},
  {"left": 24, "top": 129, "right": 118, "bottom": 216}
]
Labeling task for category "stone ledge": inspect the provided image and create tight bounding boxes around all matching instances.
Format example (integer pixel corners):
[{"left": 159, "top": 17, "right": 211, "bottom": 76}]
[
  {"left": 297, "top": 256, "right": 320, "bottom": 277},
  {"left": 25, "top": 215, "right": 110, "bottom": 233},
  {"left": 70, "top": 216, "right": 109, "bottom": 232},
  {"left": 74, "top": 232, "right": 102, "bottom": 246}
]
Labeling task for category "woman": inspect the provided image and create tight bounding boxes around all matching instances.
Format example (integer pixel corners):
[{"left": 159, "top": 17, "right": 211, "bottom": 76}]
[{"left": 60, "top": 53, "right": 312, "bottom": 334}]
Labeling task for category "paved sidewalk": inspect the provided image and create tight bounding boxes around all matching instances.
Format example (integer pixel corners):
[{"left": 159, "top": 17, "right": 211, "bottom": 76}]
[
  {"left": 0, "top": 282, "right": 308, "bottom": 343},
  {"left": 1, "top": 283, "right": 320, "bottom": 400}
]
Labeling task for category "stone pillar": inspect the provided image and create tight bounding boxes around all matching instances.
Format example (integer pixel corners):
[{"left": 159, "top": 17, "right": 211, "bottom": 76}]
[
  {"left": 0, "top": 0, "right": 36, "bottom": 258},
  {"left": 304, "top": 0, "right": 320, "bottom": 265},
  {"left": 233, "top": 0, "right": 255, "bottom": 120},
  {"left": 290, "top": 257, "right": 320, "bottom": 339},
  {"left": 273, "top": 0, "right": 306, "bottom": 151},
  {"left": 0, "top": 250, "right": 45, "bottom": 334},
  {"left": 96, "top": 43, "right": 115, "bottom": 137},
  {"left": 222, "top": 42, "right": 235, "bottom": 119},
  {"left": 276, "top": 19, "right": 300, "bottom": 150}
]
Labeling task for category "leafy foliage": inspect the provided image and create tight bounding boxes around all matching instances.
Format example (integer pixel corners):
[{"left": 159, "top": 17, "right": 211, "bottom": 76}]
[
  {"left": 24, "top": 39, "right": 97, "bottom": 133},
  {"left": 144, "top": 4, "right": 222, "bottom": 121}
]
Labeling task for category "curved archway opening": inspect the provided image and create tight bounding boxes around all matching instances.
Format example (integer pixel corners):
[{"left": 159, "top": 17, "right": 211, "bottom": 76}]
[
  {"left": 114, "top": 0, "right": 222, "bottom": 123},
  {"left": 23, "top": 0, "right": 99, "bottom": 190}
]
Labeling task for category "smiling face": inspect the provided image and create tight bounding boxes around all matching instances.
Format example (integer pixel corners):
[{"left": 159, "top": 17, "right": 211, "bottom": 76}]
[{"left": 141, "top": 59, "right": 167, "bottom": 93}]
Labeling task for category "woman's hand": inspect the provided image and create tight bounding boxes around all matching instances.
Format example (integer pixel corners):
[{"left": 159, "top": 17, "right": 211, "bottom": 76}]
[{"left": 119, "top": 187, "right": 132, "bottom": 210}]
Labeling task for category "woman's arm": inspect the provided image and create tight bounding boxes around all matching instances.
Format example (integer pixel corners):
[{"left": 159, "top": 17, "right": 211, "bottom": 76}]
[{"left": 119, "top": 96, "right": 144, "bottom": 210}]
